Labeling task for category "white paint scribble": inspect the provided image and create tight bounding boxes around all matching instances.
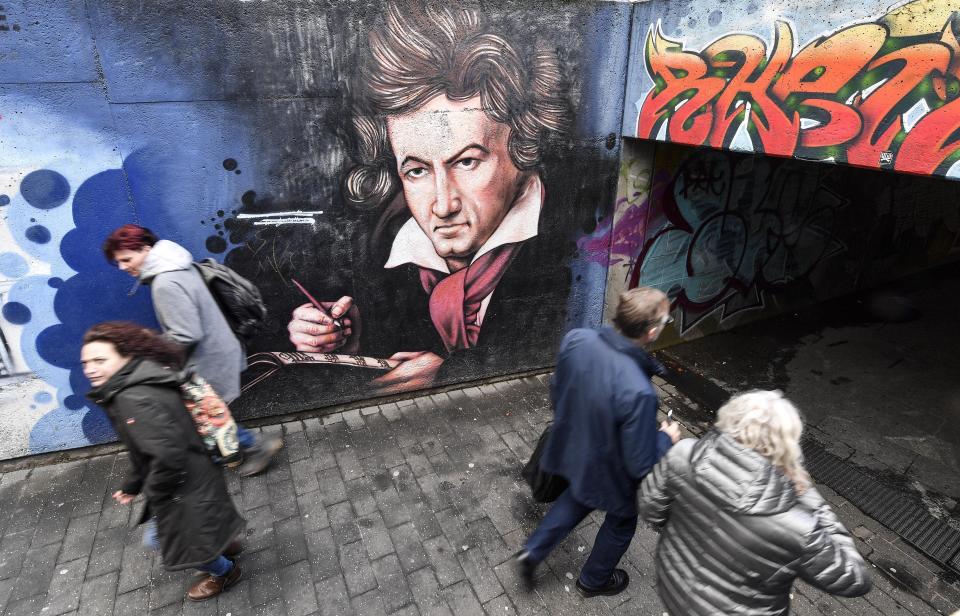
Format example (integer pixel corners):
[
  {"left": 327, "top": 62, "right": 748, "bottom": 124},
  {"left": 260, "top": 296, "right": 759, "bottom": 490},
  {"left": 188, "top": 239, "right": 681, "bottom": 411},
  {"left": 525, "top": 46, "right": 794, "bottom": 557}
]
[
  {"left": 237, "top": 210, "right": 324, "bottom": 219},
  {"left": 252, "top": 217, "right": 316, "bottom": 227}
]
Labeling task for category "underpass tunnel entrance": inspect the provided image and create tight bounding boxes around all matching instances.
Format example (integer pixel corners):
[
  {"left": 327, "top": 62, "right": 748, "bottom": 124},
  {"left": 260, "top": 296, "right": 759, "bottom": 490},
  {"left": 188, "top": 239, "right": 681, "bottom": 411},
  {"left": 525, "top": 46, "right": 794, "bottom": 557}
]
[{"left": 604, "top": 138, "right": 960, "bottom": 509}]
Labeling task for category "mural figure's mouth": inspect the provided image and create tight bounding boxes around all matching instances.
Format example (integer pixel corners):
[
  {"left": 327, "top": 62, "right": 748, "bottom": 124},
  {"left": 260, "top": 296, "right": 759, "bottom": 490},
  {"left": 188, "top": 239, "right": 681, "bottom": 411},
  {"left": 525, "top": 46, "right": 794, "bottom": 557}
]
[{"left": 434, "top": 223, "right": 467, "bottom": 237}]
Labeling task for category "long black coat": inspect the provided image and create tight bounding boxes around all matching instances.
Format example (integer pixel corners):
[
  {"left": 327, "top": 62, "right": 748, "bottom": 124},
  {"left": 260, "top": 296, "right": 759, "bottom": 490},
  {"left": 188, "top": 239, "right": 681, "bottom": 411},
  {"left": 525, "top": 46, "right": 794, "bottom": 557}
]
[{"left": 88, "top": 358, "right": 245, "bottom": 570}]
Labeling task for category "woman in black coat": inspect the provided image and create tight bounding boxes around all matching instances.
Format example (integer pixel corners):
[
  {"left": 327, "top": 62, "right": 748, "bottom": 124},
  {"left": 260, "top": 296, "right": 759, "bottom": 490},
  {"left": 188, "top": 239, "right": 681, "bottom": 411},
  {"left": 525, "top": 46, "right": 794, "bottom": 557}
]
[{"left": 82, "top": 321, "right": 247, "bottom": 602}]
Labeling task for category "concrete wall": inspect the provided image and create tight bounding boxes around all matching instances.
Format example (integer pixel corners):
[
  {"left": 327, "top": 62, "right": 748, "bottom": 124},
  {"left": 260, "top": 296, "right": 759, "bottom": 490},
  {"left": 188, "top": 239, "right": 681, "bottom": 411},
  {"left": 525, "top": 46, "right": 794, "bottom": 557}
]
[
  {"left": 603, "top": 138, "right": 960, "bottom": 343},
  {"left": 0, "top": 0, "right": 632, "bottom": 460},
  {"left": 623, "top": 0, "right": 960, "bottom": 180}
]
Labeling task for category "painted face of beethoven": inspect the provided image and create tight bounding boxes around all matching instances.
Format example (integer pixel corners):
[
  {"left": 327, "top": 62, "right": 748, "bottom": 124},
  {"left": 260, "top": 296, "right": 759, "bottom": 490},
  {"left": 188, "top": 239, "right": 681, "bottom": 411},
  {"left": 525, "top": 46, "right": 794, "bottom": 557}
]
[{"left": 387, "top": 95, "right": 527, "bottom": 263}]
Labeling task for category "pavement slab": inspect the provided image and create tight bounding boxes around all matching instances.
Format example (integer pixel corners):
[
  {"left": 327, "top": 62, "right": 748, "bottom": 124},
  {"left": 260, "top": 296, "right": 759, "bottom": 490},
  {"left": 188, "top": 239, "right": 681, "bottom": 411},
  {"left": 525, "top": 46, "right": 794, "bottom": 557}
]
[{"left": 0, "top": 375, "right": 956, "bottom": 615}]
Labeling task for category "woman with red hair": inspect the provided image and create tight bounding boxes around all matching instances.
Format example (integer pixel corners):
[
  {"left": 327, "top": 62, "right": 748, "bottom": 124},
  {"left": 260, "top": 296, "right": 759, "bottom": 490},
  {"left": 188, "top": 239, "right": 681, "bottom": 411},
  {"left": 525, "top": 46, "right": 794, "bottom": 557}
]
[
  {"left": 82, "top": 322, "right": 247, "bottom": 601},
  {"left": 102, "top": 224, "right": 281, "bottom": 476},
  {"left": 102, "top": 224, "right": 159, "bottom": 275}
]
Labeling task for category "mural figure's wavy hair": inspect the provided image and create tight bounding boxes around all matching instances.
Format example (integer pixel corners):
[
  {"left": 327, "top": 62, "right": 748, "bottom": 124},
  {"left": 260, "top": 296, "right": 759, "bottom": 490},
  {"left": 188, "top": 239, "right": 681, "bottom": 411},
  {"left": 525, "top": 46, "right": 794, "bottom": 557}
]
[
  {"left": 344, "top": 1, "right": 570, "bottom": 208},
  {"left": 83, "top": 321, "right": 185, "bottom": 370}
]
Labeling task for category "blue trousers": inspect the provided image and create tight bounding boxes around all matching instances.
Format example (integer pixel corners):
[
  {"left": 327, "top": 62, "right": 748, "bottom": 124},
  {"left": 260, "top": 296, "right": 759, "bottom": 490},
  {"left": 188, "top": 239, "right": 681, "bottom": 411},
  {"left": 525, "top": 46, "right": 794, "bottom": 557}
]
[
  {"left": 236, "top": 424, "right": 257, "bottom": 450},
  {"left": 142, "top": 518, "right": 233, "bottom": 577},
  {"left": 524, "top": 489, "right": 638, "bottom": 589}
]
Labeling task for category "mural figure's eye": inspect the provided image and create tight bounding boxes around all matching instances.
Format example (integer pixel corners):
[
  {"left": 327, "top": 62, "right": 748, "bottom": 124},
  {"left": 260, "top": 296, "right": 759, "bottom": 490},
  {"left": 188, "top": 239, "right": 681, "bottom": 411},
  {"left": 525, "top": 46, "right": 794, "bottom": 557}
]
[
  {"left": 455, "top": 158, "right": 479, "bottom": 170},
  {"left": 404, "top": 167, "right": 428, "bottom": 179}
]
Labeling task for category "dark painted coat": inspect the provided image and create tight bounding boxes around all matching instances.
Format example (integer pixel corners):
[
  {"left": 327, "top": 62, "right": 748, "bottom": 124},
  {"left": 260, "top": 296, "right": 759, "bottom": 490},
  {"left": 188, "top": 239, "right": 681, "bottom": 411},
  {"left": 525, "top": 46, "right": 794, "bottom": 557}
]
[
  {"left": 88, "top": 359, "right": 245, "bottom": 570},
  {"left": 640, "top": 431, "right": 872, "bottom": 615},
  {"left": 353, "top": 190, "right": 572, "bottom": 384},
  {"left": 539, "top": 326, "right": 673, "bottom": 517}
]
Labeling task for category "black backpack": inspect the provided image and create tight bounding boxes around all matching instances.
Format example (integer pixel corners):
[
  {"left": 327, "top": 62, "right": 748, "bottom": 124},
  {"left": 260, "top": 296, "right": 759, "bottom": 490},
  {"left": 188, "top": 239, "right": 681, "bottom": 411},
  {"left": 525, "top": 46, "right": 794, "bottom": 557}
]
[{"left": 193, "top": 259, "right": 267, "bottom": 344}]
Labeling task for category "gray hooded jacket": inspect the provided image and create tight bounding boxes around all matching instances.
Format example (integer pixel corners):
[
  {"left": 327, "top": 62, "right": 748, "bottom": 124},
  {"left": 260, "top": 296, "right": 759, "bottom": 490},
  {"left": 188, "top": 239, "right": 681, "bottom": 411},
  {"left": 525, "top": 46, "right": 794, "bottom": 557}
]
[
  {"left": 640, "top": 431, "right": 871, "bottom": 616},
  {"left": 140, "top": 240, "right": 245, "bottom": 403}
]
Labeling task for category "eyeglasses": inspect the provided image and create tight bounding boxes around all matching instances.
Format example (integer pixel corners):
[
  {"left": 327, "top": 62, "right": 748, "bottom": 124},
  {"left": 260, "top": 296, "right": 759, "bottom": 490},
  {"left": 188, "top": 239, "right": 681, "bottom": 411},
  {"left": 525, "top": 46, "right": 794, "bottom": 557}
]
[{"left": 638, "top": 312, "right": 675, "bottom": 334}]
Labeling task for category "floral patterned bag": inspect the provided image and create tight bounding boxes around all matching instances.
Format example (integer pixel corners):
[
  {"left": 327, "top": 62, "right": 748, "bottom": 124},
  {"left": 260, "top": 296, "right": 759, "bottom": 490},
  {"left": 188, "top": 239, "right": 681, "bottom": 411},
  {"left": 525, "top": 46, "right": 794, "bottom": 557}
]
[{"left": 179, "top": 371, "right": 241, "bottom": 465}]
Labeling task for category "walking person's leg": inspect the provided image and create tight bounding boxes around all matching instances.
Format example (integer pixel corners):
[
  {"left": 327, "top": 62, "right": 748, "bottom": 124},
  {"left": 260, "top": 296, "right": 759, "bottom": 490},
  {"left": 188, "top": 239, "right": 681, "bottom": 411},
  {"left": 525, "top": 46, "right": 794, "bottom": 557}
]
[
  {"left": 515, "top": 489, "right": 593, "bottom": 589},
  {"left": 576, "top": 511, "right": 638, "bottom": 597},
  {"left": 187, "top": 555, "right": 243, "bottom": 601},
  {"left": 236, "top": 424, "right": 257, "bottom": 450},
  {"left": 142, "top": 517, "right": 160, "bottom": 551},
  {"left": 235, "top": 424, "right": 283, "bottom": 477},
  {"left": 197, "top": 557, "right": 234, "bottom": 577},
  {"left": 146, "top": 517, "right": 243, "bottom": 601}
]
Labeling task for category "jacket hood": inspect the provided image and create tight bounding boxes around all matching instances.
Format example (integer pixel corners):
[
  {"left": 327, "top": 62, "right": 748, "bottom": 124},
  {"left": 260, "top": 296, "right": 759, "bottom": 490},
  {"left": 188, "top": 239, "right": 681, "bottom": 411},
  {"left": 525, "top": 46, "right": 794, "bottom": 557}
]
[
  {"left": 597, "top": 325, "right": 666, "bottom": 377},
  {"left": 86, "top": 357, "right": 181, "bottom": 406},
  {"left": 690, "top": 430, "right": 797, "bottom": 515},
  {"left": 140, "top": 239, "right": 193, "bottom": 282}
]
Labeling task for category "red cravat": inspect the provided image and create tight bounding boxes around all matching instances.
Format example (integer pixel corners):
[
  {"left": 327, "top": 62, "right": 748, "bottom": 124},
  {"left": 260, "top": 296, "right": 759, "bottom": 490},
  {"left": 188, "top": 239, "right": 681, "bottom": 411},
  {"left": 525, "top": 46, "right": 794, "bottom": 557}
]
[{"left": 418, "top": 243, "right": 521, "bottom": 352}]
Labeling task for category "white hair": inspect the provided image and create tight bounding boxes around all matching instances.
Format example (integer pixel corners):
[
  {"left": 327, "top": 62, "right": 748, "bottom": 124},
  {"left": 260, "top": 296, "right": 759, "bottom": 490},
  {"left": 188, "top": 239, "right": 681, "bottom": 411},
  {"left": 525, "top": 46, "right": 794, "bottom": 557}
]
[{"left": 715, "top": 390, "right": 811, "bottom": 493}]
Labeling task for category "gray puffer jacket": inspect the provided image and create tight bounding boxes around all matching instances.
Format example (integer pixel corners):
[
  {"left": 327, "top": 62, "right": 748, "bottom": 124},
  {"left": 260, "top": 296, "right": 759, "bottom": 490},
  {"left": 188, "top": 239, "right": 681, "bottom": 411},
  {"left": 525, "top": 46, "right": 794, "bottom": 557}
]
[
  {"left": 640, "top": 431, "right": 871, "bottom": 615},
  {"left": 139, "top": 240, "right": 245, "bottom": 403}
]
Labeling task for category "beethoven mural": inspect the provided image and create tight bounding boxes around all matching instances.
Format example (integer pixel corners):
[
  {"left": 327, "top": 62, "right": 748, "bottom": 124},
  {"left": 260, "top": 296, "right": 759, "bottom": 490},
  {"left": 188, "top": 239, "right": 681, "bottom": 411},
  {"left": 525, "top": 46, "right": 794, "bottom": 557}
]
[
  {"left": 0, "top": 0, "right": 627, "bottom": 456},
  {"left": 285, "top": 5, "right": 571, "bottom": 395}
]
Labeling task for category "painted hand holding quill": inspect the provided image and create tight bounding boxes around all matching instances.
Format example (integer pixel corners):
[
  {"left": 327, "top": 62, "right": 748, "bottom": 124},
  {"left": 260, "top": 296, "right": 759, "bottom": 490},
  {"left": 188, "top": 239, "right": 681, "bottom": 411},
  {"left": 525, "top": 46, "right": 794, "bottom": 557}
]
[{"left": 287, "top": 279, "right": 360, "bottom": 354}]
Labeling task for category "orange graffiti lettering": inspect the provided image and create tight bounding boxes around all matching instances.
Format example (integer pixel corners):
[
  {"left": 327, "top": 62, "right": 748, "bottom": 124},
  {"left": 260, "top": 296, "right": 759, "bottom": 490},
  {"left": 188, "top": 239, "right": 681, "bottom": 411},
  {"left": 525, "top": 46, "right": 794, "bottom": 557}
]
[
  {"left": 637, "top": 26, "right": 724, "bottom": 146},
  {"left": 845, "top": 43, "right": 950, "bottom": 168},
  {"left": 636, "top": 16, "right": 960, "bottom": 178},
  {"left": 704, "top": 23, "right": 799, "bottom": 154}
]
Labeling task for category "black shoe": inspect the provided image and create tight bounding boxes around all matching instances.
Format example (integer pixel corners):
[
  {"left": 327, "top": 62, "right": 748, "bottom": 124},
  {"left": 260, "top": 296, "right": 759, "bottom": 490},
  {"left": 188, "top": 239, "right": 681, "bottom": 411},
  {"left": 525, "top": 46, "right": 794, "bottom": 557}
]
[
  {"left": 576, "top": 569, "right": 630, "bottom": 598},
  {"left": 237, "top": 437, "right": 283, "bottom": 477},
  {"left": 513, "top": 550, "right": 537, "bottom": 592},
  {"left": 221, "top": 451, "right": 244, "bottom": 469}
]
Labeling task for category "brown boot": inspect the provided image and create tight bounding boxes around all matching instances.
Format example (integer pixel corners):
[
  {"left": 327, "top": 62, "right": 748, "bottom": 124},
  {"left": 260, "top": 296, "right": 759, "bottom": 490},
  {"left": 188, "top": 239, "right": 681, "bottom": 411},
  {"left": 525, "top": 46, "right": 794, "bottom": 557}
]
[{"left": 186, "top": 564, "right": 242, "bottom": 601}]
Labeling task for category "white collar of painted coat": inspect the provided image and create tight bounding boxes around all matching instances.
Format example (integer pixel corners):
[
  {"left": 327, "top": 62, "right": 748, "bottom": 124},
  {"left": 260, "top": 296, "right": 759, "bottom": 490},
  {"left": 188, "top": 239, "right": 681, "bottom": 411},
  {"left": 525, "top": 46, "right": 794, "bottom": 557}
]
[{"left": 384, "top": 173, "right": 543, "bottom": 274}]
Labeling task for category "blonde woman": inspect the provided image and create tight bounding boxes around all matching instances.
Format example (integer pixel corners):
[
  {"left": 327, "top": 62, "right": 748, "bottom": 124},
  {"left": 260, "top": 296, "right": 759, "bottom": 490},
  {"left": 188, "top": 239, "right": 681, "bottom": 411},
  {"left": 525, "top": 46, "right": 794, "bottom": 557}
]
[{"left": 639, "top": 390, "right": 871, "bottom": 615}]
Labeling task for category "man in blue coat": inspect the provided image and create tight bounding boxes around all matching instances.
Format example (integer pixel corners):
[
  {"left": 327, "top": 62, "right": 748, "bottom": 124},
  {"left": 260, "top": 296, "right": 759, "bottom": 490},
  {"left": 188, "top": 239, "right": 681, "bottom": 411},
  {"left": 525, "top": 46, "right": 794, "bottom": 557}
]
[{"left": 515, "top": 286, "right": 681, "bottom": 598}]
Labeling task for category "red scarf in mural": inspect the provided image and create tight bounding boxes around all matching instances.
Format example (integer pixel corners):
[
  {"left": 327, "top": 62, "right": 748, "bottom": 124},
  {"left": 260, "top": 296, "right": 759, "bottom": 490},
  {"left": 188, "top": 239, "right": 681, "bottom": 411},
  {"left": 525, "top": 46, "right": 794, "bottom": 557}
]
[{"left": 418, "top": 243, "right": 521, "bottom": 352}]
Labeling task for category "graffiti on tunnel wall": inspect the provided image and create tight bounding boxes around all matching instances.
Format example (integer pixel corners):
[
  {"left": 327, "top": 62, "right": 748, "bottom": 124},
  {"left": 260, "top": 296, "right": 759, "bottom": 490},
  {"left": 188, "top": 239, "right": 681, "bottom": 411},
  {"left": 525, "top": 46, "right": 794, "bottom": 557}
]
[
  {"left": 0, "top": 0, "right": 628, "bottom": 459},
  {"left": 625, "top": 0, "right": 960, "bottom": 179},
  {"left": 600, "top": 139, "right": 960, "bottom": 341},
  {"left": 632, "top": 146, "right": 849, "bottom": 334}
]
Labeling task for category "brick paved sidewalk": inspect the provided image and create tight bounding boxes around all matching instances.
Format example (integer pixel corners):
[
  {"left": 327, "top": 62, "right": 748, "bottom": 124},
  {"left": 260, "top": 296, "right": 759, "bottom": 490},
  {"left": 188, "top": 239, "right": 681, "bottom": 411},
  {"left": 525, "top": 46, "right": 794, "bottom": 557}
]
[{"left": 0, "top": 375, "right": 954, "bottom": 615}]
